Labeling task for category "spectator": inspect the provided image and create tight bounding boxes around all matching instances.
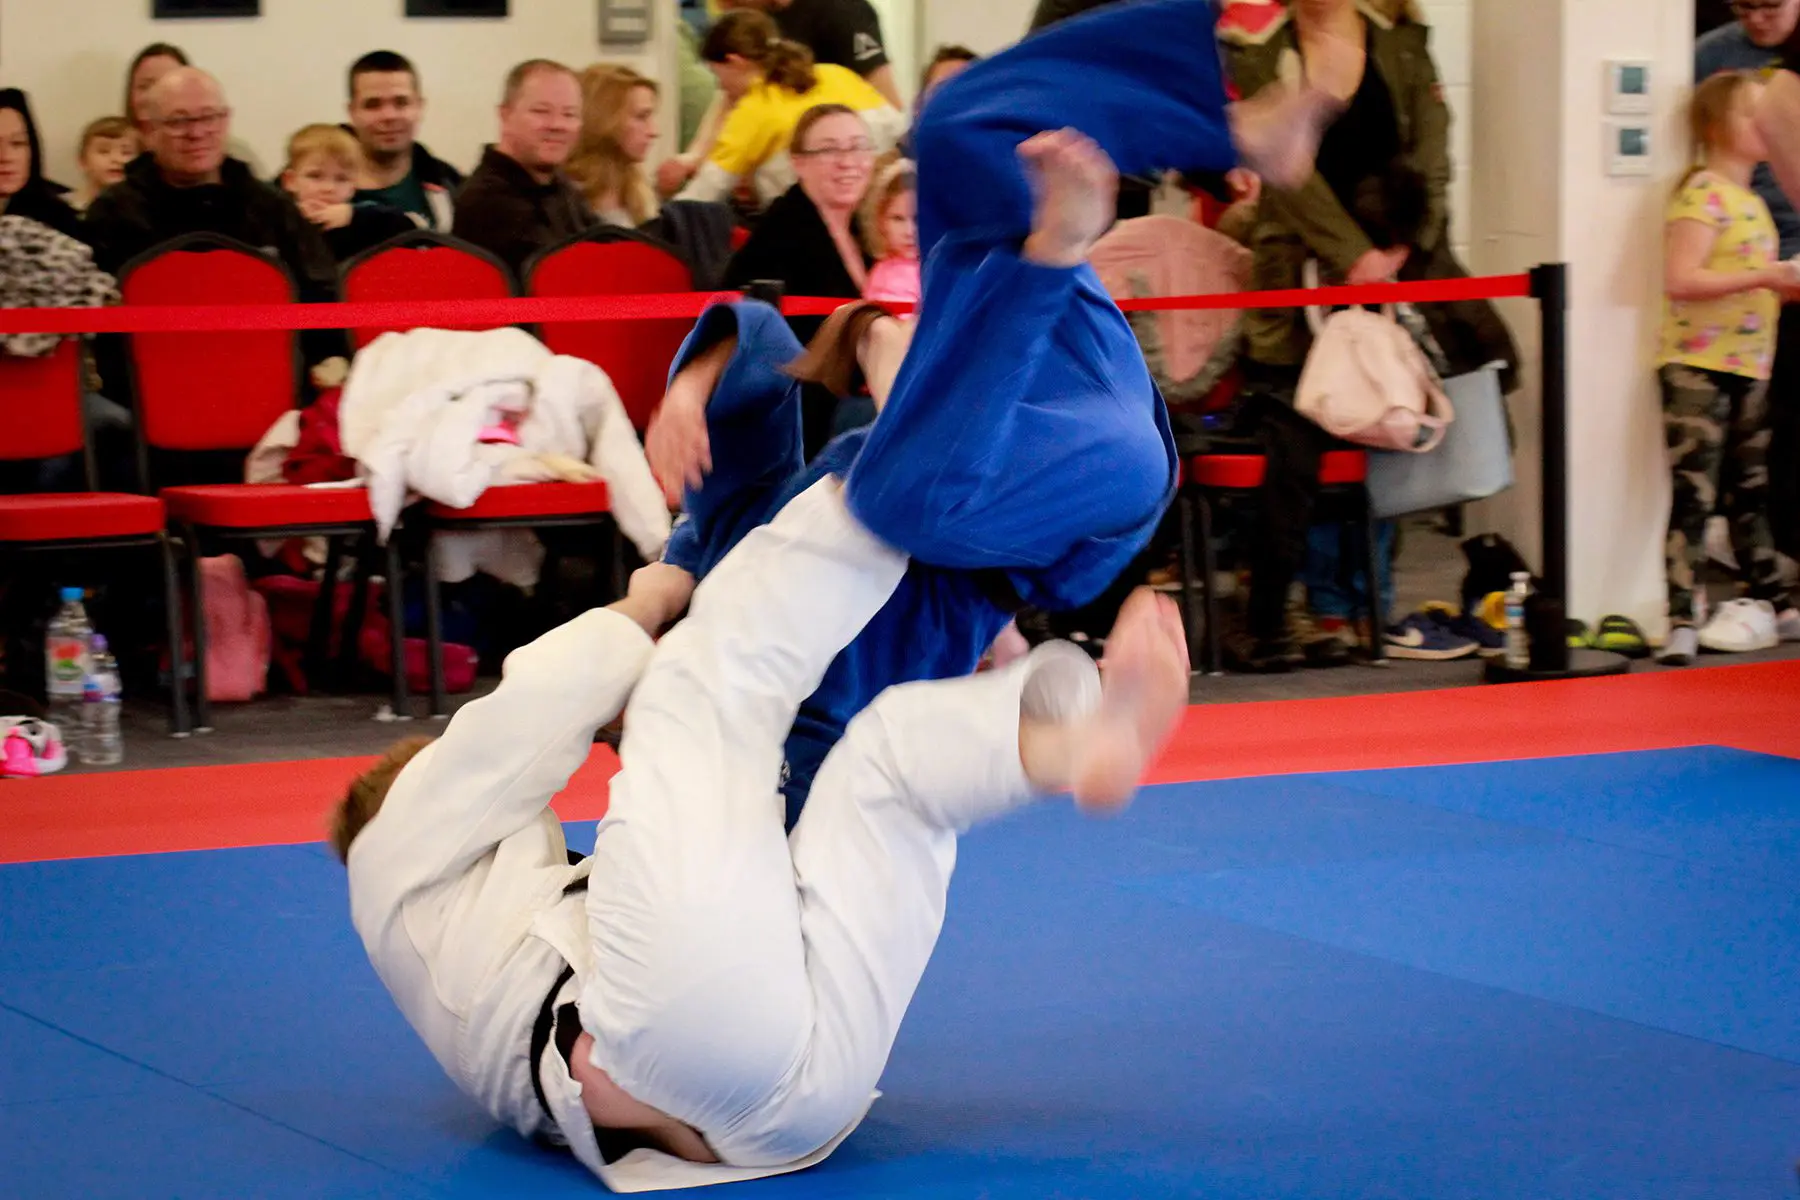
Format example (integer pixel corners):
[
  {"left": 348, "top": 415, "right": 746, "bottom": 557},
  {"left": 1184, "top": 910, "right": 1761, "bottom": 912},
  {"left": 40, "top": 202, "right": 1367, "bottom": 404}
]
[
  {"left": 1657, "top": 70, "right": 1800, "bottom": 663},
  {"left": 1700, "top": 0, "right": 1800, "bottom": 561},
  {"left": 452, "top": 60, "right": 595, "bottom": 277},
  {"left": 123, "top": 42, "right": 264, "bottom": 176},
  {"left": 1219, "top": 0, "right": 1514, "bottom": 670},
  {"left": 0, "top": 90, "right": 84, "bottom": 240},
  {"left": 676, "top": 10, "right": 902, "bottom": 210},
  {"left": 84, "top": 68, "right": 335, "bottom": 293},
  {"left": 860, "top": 156, "right": 918, "bottom": 305},
  {"left": 719, "top": 0, "right": 902, "bottom": 107},
  {"left": 346, "top": 50, "right": 464, "bottom": 232},
  {"left": 71, "top": 117, "right": 141, "bottom": 213},
  {"left": 724, "top": 103, "right": 875, "bottom": 453},
  {"left": 279, "top": 125, "right": 416, "bottom": 262},
  {"left": 568, "top": 65, "right": 661, "bottom": 227},
  {"left": 919, "top": 44, "right": 979, "bottom": 102}
]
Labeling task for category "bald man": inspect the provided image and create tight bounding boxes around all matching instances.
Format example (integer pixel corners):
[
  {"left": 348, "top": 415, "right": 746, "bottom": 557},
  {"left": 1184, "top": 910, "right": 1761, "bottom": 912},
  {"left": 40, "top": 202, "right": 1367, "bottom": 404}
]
[{"left": 85, "top": 66, "right": 334, "bottom": 290}]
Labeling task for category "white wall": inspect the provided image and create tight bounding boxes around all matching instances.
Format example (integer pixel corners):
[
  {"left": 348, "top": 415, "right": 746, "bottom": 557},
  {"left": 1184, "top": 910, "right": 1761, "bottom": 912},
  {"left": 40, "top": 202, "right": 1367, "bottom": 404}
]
[
  {"left": 0, "top": 0, "right": 679, "bottom": 186},
  {"left": 1468, "top": 0, "right": 1688, "bottom": 631},
  {"left": 919, "top": 0, "right": 1035, "bottom": 56}
]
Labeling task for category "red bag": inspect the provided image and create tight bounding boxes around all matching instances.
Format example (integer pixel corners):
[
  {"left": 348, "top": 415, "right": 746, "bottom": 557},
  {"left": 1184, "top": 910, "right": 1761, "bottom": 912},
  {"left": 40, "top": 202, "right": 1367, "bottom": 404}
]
[{"left": 252, "top": 575, "right": 476, "bottom": 696}]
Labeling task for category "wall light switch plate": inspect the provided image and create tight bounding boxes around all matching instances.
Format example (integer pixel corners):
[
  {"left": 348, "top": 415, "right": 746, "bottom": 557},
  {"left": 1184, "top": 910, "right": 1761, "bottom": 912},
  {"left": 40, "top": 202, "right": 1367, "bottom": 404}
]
[
  {"left": 601, "top": 0, "right": 653, "bottom": 47},
  {"left": 1606, "top": 121, "right": 1653, "bottom": 177},
  {"left": 1606, "top": 60, "right": 1653, "bottom": 115}
]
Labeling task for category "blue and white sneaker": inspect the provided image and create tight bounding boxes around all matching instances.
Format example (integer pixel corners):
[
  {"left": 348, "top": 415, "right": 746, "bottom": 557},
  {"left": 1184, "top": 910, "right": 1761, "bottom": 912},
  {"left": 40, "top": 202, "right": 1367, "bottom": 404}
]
[
  {"left": 1384, "top": 612, "right": 1480, "bottom": 661},
  {"left": 1422, "top": 602, "right": 1505, "bottom": 657}
]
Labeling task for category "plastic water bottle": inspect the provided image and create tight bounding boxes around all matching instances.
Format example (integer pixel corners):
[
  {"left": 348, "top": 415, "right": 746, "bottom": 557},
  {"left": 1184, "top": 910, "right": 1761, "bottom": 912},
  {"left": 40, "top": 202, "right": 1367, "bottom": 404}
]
[
  {"left": 80, "top": 635, "right": 124, "bottom": 767},
  {"left": 45, "top": 586, "right": 93, "bottom": 738},
  {"left": 1503, "top": 571, "right": 1532, "bottom": 670}
]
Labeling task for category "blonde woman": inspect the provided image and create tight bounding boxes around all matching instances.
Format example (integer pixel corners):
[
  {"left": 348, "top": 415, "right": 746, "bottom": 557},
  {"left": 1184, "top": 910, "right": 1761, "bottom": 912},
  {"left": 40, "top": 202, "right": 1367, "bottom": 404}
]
[{"left": 569, "top": 65, "right": 662, "bottom": 227}]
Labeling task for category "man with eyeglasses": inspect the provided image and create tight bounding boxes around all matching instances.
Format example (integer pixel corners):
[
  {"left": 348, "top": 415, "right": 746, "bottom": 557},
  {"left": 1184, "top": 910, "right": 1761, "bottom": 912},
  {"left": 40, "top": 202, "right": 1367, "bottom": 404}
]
[
  {"left": 1704, "top": 0, "right": 1800, "bottom": 560},
  {"left": 85, "top": 66, "right": 334, "bottom": 294}
]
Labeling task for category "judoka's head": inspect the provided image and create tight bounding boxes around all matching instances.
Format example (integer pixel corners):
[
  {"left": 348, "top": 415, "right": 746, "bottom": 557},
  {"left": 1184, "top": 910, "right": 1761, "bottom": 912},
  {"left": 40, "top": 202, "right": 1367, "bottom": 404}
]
[{"left": 329, "top": 737, "right": 434, "bottom": 864}]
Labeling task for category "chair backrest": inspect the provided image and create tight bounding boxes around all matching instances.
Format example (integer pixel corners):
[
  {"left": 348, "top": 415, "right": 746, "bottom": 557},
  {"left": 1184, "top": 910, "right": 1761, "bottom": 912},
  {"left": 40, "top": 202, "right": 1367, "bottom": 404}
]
[
  {"left": 526, "top": 235, "right": 695, "bottom": 431},
  {"left": 120, "top": 235, "right": 300, "bottom": 456},
  {"left": 341, "top": 231, "right": 516, "bottom": 349},
  {"left": 0, "top": 341, "right": 87, "bottom": 465}
]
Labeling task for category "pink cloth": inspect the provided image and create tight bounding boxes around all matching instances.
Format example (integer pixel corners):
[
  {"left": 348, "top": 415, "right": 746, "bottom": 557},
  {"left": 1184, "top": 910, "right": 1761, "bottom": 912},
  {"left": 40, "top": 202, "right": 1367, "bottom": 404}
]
[
  {"left": 1090, "top": 215, "right": 1252, "bottom": 385},
  {"left": 864, "top": 256, "right": 922, "bottom": 306}
]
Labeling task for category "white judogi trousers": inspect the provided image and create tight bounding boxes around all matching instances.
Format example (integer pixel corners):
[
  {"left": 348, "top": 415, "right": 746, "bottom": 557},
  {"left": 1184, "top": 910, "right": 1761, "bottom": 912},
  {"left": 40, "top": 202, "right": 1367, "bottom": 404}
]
[{"left": 580, "top": 478, "right": 1102, "bottom": 1168}]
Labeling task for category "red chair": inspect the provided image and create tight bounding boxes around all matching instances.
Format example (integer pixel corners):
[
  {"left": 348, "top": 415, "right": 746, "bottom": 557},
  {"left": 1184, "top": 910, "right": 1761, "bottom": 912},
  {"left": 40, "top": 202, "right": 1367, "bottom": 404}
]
[
  {"left": 120, "top": 235, "right": 407, "bottom": 727},
  {"left": 341, "top": 230, "right": 516, "bottom": 349},
  {"left": 1175, "top": 449, "right": 1386, "bottom": 674},
  {"left": 417, "top": 481, "right": 620, "bottom": 718},
  {"left": 526, "top": 232, "right": 695, "bottom": 431},
  {"left": 0, "top": 341, "right": 191, "bottom": 735}
]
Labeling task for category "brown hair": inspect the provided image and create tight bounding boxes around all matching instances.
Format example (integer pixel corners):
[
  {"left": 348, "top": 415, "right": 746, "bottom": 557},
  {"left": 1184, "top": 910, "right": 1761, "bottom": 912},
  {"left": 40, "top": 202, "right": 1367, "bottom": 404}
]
[
  {"left": 124, "top": 42, "right": 189, "bottom": 123},
  {"left": 502, "top": 58, "right": 578, "bottom": 106},
  {"left": 79, "top": 116, "right": 138, "bottom": 158},
  {"left": 329, "top": 737, "right": 433, "bottom": 863},
  {"left": 702, "top": 10, "right": 817, "bottom": 95},
  {"left": 1681, "top": 70, "right": 1762, "bottom": 190},
  {"left": 284, "top": 123, "right": 364, "bottom": 175},
  {"left": 568, "top": 64, "right": 660, "bottom": 226},
  {"left": 861, "top": 154, "right": 914, "bottom": 259},
  {"left": 919, "top": 44, "right": 978, "bottom": 96},
  {"left": 790, "top": 103, "right": 861, "bottom": 157}
]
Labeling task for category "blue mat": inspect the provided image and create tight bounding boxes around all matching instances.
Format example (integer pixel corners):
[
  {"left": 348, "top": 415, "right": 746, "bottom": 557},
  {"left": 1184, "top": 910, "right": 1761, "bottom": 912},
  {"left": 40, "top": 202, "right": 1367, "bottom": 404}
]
[{"left": 2, "top": 747, "right": 1796, "bottom": 1198}]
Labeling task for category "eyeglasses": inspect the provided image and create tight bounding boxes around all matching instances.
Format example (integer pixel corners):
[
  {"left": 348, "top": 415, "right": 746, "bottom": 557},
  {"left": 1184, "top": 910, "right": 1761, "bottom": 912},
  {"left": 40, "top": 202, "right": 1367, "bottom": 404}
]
[
  {"left": 154, "top": 110, "right": 229, "bottom": 135},
  {"left": 1731, "top": 1, "right": 1788, "bottom": 14},
  {"left": 793, "top": 140, "right": 875, "bottom": 161}
]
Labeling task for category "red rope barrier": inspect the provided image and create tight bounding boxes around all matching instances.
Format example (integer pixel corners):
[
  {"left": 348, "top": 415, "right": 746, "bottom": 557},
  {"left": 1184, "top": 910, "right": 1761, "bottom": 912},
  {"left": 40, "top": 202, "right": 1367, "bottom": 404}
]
[{"left": 0, "top": 274, "right": 1534, "bottom": 337}]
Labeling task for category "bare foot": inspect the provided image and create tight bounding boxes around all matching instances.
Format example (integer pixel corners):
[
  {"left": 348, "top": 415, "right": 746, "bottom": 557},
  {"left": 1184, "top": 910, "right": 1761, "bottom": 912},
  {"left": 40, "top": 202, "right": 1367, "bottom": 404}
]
[
  {"left": 1227, "top": 83, "right": 1344, "bottom": 191},
  {"left": 1070, "top": 588, "right": 1191, "bottom": 813},
  {"left": 1019, "top": 128, "right": 1120, "bottom": 268}
]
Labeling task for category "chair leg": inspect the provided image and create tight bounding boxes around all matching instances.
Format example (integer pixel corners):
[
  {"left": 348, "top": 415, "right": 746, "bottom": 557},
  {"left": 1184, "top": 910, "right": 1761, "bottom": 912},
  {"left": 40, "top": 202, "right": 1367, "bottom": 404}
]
[
  {"left": 182, "top": 523, "right": 213, "bottom": 732},
  {"left": 305, "top": 536, "right": 344, "bottom": 688},
  {"left": 335, "top": 540, "right": 372, "bottom": 692},
  {"left": 422, "top": 532, "right": 448, "bottom": 720},
  {"left": 610, "top": 518, "right": 627, "bottom": 600},
  {"left": 158, "top": 534, "right": 192, "bottom": 738},
  {"left": 1198, "top": 491, "right": 1224, "bottom": 676},
  {"left": 385, "top": 533, "right": 411, "bottom": 722},
  {"left": 1175, "top": 493, "right": 1201, "bottom": 672},
  {"left": 1360, "top": 489, "right": 1387, "bottom": 664}
]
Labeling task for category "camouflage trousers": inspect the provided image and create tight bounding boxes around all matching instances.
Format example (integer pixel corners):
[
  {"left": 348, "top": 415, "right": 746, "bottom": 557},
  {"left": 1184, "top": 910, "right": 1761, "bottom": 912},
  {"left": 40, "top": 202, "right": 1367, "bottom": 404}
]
[{"left": 1659, "top": 363, "right": 1789, "bottom": 623}]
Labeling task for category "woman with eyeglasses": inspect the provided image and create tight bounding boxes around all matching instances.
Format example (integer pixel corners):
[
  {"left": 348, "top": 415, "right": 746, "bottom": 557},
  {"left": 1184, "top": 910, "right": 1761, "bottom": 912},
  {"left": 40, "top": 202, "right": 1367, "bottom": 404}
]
[
  {"left": 723, "top": 103, "right": 879, "bottom": 454},
  {"left": 675, "top": 9, "right": 902, "bottom": 212}
]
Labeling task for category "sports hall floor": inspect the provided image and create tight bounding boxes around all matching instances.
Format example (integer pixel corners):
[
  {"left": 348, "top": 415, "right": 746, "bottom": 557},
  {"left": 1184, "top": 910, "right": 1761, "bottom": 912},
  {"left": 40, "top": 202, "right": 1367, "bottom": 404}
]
[{"left": 4, "top": 522, "right": 1798, "bottom": 1198}]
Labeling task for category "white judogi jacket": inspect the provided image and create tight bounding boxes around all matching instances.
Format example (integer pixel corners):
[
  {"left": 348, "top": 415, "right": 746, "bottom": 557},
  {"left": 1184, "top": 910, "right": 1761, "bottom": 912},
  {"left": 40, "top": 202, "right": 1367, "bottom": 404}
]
[{"left": 345, "top": 610, "right": 861, "bottom": 1193}]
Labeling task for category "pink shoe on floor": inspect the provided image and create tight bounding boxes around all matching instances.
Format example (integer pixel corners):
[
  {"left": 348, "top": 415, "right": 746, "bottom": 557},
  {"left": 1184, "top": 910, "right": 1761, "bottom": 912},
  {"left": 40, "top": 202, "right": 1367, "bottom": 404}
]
[{"left": 0, "top": 718, "right": 69, "bottom": 778}]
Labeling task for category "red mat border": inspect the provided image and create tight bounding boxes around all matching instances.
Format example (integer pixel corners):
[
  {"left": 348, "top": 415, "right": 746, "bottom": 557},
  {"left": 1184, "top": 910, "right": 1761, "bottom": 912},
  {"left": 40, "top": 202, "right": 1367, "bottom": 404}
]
[{"left": 4, "top": 660, "right": 1797, "bottom": 866}]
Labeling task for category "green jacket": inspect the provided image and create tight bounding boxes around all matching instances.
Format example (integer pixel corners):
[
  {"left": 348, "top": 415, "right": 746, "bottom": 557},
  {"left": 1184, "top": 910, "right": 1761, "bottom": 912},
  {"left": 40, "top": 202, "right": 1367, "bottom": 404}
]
[{"left": 1222, "top": 2, "right": 1452, "bottom": 366}]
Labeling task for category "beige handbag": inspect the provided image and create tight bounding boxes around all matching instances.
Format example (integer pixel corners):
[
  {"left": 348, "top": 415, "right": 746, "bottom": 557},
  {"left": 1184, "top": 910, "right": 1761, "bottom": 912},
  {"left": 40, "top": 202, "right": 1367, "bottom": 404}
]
[{"left": 1294, "top": 263, "right": 1453, "bottom": 453}]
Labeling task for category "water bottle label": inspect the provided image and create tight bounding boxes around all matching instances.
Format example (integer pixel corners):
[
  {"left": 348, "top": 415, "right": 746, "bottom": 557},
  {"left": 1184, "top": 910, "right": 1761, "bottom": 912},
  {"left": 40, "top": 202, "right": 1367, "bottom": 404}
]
[{"left": 48, "top": 636, "right": 87, "bottom": 690}]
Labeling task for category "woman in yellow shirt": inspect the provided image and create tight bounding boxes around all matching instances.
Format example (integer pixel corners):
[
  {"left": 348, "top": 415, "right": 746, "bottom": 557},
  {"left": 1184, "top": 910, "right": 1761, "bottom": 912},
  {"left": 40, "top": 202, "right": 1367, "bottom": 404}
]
[
  {"left": 1658, "top": 69, "right": 1800, "bottom": 663},
  {"left": 676, "top": 10, "right": 904, "bottom": 211}
]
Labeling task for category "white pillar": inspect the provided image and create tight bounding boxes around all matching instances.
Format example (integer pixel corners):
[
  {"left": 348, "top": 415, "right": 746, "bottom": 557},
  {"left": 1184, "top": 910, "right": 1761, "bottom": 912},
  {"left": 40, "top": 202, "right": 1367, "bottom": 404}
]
[{"left": 1469, "top": 0, "right": 1693, "bottom": 633}]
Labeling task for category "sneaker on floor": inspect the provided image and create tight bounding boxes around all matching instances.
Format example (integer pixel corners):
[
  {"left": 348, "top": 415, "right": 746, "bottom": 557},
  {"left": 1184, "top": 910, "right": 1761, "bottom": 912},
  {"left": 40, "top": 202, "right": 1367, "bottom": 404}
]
[
  {"left": 1659, "top": 624, "right": 1699, "bottom": 666},
  {"left": 1422, "top": 601, "right": 1505, "bottom": 657},
  {"left": 1222, "top": 630, "right": 1297, "bottom": 674},
  {"left": 1696, "top": 598, "right": 1780, "bottom": 653},
  {"left": 1778, "top": 607, "right": 1800, "bottom": 642},
  {"left": 1384, "top": 612, "right": 1480, "bottom": 661}
]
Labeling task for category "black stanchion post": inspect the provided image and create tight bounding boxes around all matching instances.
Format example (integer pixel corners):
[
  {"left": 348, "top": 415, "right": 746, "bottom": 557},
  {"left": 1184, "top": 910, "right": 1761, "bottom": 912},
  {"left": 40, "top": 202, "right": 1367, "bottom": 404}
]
[
  {"left": 1484, "top": 262, "right": 1629, "bottom": 684},
  {"left": 1533, "top": 261, "right": 1569, "bottom": 603}
]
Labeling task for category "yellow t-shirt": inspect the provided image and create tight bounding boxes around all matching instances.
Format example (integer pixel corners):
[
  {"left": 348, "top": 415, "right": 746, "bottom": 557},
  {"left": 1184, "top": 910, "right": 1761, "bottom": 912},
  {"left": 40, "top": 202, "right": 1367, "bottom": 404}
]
[
  {"left": 1659, "top": 171, "right": 1781, "bottom": 380},
  {"left": 708, "top": 63, "right": 893, "bottom": 179}
]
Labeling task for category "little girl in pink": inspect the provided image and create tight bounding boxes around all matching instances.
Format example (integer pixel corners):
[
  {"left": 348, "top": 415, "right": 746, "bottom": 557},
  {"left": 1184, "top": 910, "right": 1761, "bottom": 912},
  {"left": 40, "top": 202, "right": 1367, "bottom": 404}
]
[{"left": 861, "top": 158, "right": 920, "bottom": 306}]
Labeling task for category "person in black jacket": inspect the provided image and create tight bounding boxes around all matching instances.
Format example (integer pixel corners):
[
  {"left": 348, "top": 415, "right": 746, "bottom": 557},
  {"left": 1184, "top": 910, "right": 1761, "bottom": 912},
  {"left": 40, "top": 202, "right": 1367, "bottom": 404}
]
[
  {"left": 84, "top": 68, "right": 334, "bottom": 293},
  {"left": 452, "top": 59, "right": 596, "bottom": 279},
  {"left": 346, "top": 50, "right": 464, "bottom": 232},
  {"left": 724, "top": 104, "right": 875, "bottom": 454},
  {"left": 0, "top": 89, "right": 86, "bottom": 243}
]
